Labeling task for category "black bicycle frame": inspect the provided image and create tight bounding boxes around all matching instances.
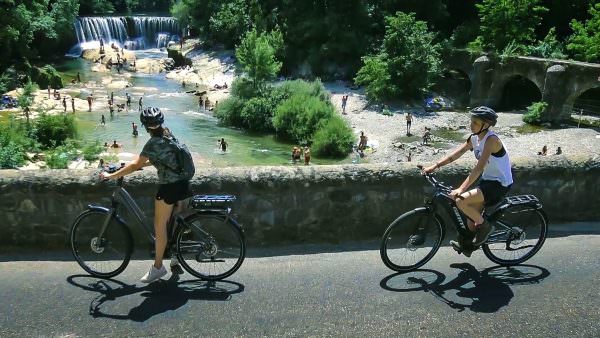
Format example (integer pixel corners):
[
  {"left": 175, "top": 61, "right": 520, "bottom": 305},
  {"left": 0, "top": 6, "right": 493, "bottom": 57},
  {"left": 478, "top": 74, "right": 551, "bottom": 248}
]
[{"left": 93, "top": 179, "right": 156, "bottom": 243}]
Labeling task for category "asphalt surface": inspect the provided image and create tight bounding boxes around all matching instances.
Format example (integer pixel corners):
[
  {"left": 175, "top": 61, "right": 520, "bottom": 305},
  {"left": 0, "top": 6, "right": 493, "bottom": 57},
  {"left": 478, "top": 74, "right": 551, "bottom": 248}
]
[{"left": 0, "top": 234, "right": 599, "bottom": 337}]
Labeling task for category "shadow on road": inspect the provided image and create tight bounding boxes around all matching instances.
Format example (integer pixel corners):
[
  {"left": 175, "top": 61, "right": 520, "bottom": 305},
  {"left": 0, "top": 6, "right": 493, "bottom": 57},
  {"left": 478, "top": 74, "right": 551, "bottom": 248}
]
[
  {"left": 66, "top": 273, "right": 245, "bottom": 322},
  {"left": 380, "top": 264, "right": 550, "bottom": 313}
]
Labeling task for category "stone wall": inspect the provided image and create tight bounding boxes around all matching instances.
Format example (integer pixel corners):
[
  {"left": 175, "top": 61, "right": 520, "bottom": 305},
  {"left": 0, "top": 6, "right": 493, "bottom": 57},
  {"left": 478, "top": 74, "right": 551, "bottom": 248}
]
[{"left": 1, "top": 157, "right": 599, "bottom": 249}]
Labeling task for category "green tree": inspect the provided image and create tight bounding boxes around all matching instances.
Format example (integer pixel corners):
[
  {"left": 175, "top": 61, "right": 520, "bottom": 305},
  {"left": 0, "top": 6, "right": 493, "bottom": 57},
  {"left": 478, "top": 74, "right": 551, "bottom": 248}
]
[
  {"left": 17, "top": 81, "right": 38, "bottom": 110},
  {"left": 236, "top": 28, "right": 282, "bottom": 90},
  {"left": 567, "top": 3, "right": 600, "bottom": 63},
  {"left": 312, "top": 116, "right": 354, "bottom": 157},
  {"left": 209, "top": 0, "right": 250, "bottom": 48},
  {"left": 475, "top": 0, "right": 548, "bottom": 52},
  {"left": 0, "top": 0, "right": 79, "bottom": 73},
  {"left": 527, "top": 28, "right": 566, "bottom": 59},
  {"left": 355, "top": 12, "right": 441, "bottom": 101}
]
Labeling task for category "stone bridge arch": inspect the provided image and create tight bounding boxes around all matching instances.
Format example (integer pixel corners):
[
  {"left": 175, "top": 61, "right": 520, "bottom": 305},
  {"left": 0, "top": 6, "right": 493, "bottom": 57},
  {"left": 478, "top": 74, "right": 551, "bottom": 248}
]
[{"left": 443, "top": 51, "right": 600, "bottom": 121}]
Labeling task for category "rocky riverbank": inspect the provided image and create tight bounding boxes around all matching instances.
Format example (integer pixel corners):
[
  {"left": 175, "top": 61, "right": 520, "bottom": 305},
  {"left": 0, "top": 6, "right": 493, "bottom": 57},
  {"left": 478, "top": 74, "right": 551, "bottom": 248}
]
[{"left": 325, "top": 82, "right": 600, "bottom": 167}]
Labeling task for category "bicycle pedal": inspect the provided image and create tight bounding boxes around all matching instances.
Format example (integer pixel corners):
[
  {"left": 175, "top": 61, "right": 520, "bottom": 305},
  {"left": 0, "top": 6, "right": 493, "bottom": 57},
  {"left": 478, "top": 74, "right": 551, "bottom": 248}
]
[{"left": 451, "top": 242, "right": 462, "bottom": 254}]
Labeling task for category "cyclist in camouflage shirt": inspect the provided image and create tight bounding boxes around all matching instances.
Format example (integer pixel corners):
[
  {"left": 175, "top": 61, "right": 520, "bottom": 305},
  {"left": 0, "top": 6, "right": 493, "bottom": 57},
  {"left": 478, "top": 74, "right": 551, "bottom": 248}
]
[{"left": 101, "top": 107, "right": 193, "bottom": 283}]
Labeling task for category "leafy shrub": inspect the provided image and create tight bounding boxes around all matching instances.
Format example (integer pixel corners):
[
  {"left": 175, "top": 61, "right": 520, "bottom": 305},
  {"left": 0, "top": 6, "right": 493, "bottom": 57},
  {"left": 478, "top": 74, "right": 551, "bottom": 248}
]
[
  {"left": 273, "top": 94, "right": 335, "bottom": 144},
  {"left": 34, "top": 113, "right": 77, "bottom": 149},
  {"left": 567, "top": 3, "right": 600, "bottom": 63},
  {"left": 82, "top": 141, "right": 104, "bottom": 161},
  {"left": 523, "top": 101, "right": 547, "bottom": 124},
  {"left": 214, "top": 96, "right": 245, "bottom": 128},
  {"left": 32, "top": 65, "right": 63, "bottom": 89},
  {"left": 312, "top": 116, "right": 354, "bottom": 157},
  {"left": 0, "top": 135, "right": 25, "bottom": 169},
  {"left": 17, "top": 81, "right": 38, "bottom": 109},
  {"left": 274, "top": 79, "right": 330, "bottom": 103},
  {"left": 45, "top": 141, "right": 78, "bottom": 169},
  {"left": 526, "top": 28, "right": 566, "bottom": 59},
  {"left": 230, "top": 77, "right": 260, "bottom": 100},
  {"left": 240, "top": 97, "right": 276, "bottom": 132}
]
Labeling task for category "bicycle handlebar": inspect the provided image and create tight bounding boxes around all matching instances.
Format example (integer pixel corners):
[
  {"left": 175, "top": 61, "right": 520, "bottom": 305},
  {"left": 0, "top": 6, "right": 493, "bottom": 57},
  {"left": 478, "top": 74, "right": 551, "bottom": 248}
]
[{"left": 416, "top": 165, "right": 455, "bottom": 197}]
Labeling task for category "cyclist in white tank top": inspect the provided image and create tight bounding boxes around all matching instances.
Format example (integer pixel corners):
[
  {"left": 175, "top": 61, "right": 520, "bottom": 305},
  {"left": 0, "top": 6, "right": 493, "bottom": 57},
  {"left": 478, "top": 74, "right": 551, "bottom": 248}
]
[{"left": 423, "top": 106, "right": 512, "bottom": 256}]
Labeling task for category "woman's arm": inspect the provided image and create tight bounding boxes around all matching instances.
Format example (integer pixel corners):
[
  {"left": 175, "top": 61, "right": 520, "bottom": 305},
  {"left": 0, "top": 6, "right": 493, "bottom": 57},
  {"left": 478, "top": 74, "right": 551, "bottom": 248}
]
[
  {"left": 101, "top": 155, "right": 151, "bottom": 180},
  {"left": 423, "top": 140, "right": 471, "bottom": 173}
]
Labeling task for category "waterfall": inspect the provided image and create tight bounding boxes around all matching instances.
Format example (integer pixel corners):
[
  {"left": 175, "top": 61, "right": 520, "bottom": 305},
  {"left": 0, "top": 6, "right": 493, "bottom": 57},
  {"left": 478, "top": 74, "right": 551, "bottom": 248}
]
[{"left": 73, "top": 16, "right": 180, "bottom": 51}]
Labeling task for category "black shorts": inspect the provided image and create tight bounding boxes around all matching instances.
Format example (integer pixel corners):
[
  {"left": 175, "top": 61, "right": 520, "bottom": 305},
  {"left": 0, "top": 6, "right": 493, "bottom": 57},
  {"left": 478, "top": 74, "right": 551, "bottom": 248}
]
[
  {"left": 478, "top": 179, "right": 511, "bottom": 206},
  {"left": 156, "top": 180, "right": 192, "bottom": 205}
]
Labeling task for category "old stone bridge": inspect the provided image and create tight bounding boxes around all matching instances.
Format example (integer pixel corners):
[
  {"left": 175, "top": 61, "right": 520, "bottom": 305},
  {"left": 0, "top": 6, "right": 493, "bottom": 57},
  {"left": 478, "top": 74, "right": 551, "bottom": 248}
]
[{"left": 443, "top": 50, "right": 600, "bottom": 122}]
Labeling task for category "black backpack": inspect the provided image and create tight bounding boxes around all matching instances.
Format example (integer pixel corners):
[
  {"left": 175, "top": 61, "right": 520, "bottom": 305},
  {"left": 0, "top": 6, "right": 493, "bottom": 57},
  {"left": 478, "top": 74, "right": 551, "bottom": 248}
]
[{"left": 162, "top": 134, "right": 195, "bottom": 180}]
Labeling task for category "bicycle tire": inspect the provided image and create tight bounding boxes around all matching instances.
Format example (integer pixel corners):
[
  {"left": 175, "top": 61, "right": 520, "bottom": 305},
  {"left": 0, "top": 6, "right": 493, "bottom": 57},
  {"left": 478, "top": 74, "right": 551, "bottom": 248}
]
[
  {"left": 380, "top": 208, "right": 444, "bottom": 272},
  {"left": 175, "top": 212, "right": 246, "bottom": 280},
  {"left": 482, "top": 207, "right": 548, "bottom": 265},
  {"left": 70, "top": 209, "right": 133, "bottom": 278}
]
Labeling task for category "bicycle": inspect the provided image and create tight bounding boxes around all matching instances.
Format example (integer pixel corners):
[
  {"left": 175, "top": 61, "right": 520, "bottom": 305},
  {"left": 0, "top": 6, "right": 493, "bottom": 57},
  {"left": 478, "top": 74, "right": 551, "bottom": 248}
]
[
  {"left": 69, "top": 166, "right": 246, "bottom": 280},
  {"left": 380, "top": 165, "right": 548, "bottom": 272}
]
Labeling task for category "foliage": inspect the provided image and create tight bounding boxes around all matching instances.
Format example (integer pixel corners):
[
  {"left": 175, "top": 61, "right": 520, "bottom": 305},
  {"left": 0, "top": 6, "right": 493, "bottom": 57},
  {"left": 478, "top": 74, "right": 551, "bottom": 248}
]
[
  {"left": 567, "top": 3, "right": 600, "bottom": 63},
  {"left": 44, "top": 140, "right": 78, "bottom": 169},
  {"left": 272, "top": 94, "right": 335, "bottom": 144},
  {"left": 82, "top": 141, "right": 104, "bottom": 161},
  {"left": 17, "top": 81, "right": 38, "bottom": 109},
  {"left": 354, "top": 55, "right": 391, "bottom": 102},
  {"left": 34, "top": 113, "right": 77, "bottom": 149},
  {"left": 0, "top": 0, "right": 80, "bottom": 72},
  {"left": 355, "top": 12, "right": 441, "bottom": 101},
  {"left": 523, "top": 101, "right": 547, "bottom": 125},
  {"left": 209, "top": 0, "right": 250, "bottom": 48},
  {"left": 213, "top": 96, "right": 245, "bottom": 127},
  {"left": 273, "top": 79, "right": 330, "bottom": 103},
  {"left": 312, "top": 116, "right": 354, "bottom": 157},
  {"left": 80, "top": 0, "right": 174, "bottom": 15},
  {"left": 449, "top": 21, "right": 480, "bottom": 48},
  {"left": 475, "top": 0, "right": 548, "bottom": 52},
  {"left": 236, "top": 28, "right": 283, "bottom": 90},
  {"left": 526, "top": 28, "right": 566, "bottom": 59},
  {"left": 500, "top": 40, "right": 525, "bottom": 60},
  {"left": 0, "top": 124, "right": 27, "bottom": 169},
  {"left": 31, "top": 65, "right": 63, "bottom": 90},
  {"left": 240, "top": 97, "right": 276, "bottom": 133}
]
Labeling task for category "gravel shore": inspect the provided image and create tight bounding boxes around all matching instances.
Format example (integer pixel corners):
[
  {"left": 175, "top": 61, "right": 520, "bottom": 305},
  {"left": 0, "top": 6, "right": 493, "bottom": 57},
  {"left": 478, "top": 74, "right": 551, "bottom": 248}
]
[{"left": 325, "top": 82, "right": 600, "bottom": 167}]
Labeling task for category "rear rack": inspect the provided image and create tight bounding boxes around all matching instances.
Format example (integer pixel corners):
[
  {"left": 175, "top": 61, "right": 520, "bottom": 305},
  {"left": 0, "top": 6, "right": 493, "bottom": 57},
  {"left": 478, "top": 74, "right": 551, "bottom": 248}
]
[{"left": 190, "top": 194, "right": 236, "bottom": 209}]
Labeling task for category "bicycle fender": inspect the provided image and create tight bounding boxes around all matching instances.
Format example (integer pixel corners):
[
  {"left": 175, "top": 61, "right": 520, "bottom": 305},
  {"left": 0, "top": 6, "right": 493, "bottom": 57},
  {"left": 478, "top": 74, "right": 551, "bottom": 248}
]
[
  {"left": 86, "top": 204, "right": 110, "bottom": 213},
  {"left": 85, "top": 205, "right": 128, "bottom": 226}
]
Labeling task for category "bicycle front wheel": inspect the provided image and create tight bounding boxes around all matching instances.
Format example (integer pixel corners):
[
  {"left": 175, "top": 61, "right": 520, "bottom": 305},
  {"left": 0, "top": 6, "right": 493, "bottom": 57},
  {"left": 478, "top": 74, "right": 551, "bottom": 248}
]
[
  {"left": 176, "top": 213, "right": 246, "bottom": 280},
  {"left": 380, "top": 208, "right": 444, "bottom": 272},
  {"left": 482, "top": 206, "right": 548, "bottom": 265},
  {"left": 70, "top": 209, "right": 133, "bottom": 278}
]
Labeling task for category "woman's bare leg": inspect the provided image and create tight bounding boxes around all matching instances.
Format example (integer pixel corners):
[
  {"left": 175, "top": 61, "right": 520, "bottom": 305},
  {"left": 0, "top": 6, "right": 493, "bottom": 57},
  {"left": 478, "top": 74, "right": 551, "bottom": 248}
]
[
  {"left": 456, "top": 188, "right": 485, "bottom": 232},
  {"left": 153, "top": 198, "right": 174, "bottom": 268}
]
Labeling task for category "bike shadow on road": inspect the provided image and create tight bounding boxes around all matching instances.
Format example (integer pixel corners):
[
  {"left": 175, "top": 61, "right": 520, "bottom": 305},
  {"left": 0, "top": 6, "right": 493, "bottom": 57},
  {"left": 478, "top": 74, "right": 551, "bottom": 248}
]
[
  {"left": 379, "top": 264, "right": 550, "bottom": 313},
  {"left": 66, "top": 272, "right": 245, "bottom": 322}
]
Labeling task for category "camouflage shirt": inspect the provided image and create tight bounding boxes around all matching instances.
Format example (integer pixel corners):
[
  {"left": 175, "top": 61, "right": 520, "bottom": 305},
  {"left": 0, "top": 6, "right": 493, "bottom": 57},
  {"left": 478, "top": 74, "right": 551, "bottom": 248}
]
[{"left": 140, "top": 135, "right": 190, "bottom": 184}]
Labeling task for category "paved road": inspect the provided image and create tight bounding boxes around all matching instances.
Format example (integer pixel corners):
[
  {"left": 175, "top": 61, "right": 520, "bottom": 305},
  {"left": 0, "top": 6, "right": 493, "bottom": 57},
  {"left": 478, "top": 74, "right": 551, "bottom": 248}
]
[{"left": 1, "top": 235, "right": 599, "bottom": 337}]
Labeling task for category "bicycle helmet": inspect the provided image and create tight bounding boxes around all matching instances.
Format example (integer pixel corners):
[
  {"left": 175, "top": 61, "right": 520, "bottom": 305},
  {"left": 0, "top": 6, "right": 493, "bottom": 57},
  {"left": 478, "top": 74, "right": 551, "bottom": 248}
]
[
  {"left": 470, "top": 106, "right": 497, "bottom": 126},
  {"left": 140, "top": 107, "right": 164, "bottom": 128}
]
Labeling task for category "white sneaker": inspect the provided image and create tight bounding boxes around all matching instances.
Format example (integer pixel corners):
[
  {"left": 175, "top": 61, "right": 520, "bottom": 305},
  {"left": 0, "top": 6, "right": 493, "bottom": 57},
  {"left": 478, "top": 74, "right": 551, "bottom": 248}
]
[{"left": 140, "top": 264, "right": 167, "bottom": 283}]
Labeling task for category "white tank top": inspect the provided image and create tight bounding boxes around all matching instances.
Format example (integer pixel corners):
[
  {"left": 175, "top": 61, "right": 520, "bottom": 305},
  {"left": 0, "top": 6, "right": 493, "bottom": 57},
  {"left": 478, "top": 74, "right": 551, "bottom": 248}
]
[{"left": 470, "top": 131, "right": 513, "bottom": 187}]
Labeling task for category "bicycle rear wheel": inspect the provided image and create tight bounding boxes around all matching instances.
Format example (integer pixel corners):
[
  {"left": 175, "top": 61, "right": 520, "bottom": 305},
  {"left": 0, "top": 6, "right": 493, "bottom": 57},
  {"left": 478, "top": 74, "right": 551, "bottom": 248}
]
[
  {"left": 70, "top": 209, "right": 133, "bottom": 278},
  {"left": 482, "top": 206, "right": 548, "bottom": 265},
  {"left": 175, "top": 213, "right": 245, "bottom": 280},
  {"left": 380, "top": 208, "right": 444, "bottom": 272}
]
